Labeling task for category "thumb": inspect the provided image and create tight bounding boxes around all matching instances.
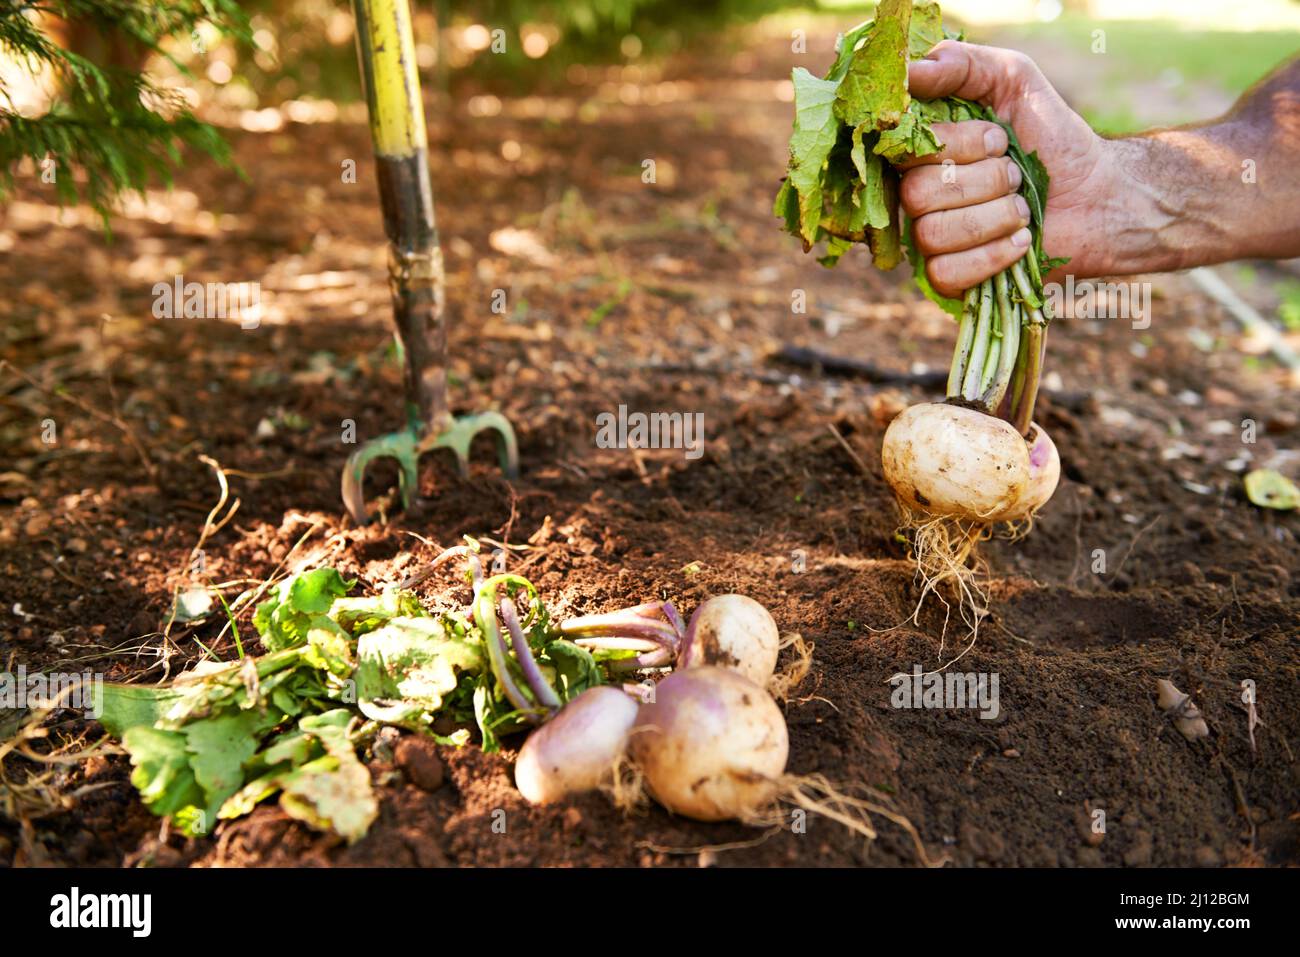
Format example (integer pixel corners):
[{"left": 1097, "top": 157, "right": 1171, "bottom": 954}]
[{"left": 907, "top": 39, "right": 1031, "bottom": 109}]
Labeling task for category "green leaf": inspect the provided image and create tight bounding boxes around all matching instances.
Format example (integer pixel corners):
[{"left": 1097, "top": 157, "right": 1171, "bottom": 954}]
[
  {"left": 851, "top": 126, "right": 891, "bottom": 231},
  {"left": 218, "top": 769, "right": 286, "bottom": 820},
  {"left": 834, "top": 0, "right": 912, "bottom": 131},
  {"left": 874, "top": 102, "right": 942, "bottom": 163},
  {"left": 182, "top": 709, "right": 280, "bottom": 810},
  {"left": 217, "top": 710, "right": 373, "bottom": 841},
  {"left": 826, "top": 19, "right": 877, "bottom": 83},
  {"left": 908, "top": 2, "right": 948, "bottom": 59},
  {"left": 786, "top": 67, "right": 843, "bottom": 244},
  {"left": 1244, "top": 469, "right": 1300, "bottom": 510},
  {"left": 303, "top": 616, "right": 356, "bottom": 677},
  {"left": 330, "top": 587, "right": 428, "bottom": 637},
  {"left": 254, "top": 568, "right": 355, "bottom": 652},
  {"left": 354, "top": 617, "right": 483, "bottom": 730},
  {"left": 540, "top": 640, "right": 604, "bottom": 702},
  {"left": 820, "top": 141, "right": 871, "bottom": 241},
  {"left": 288, "top": 569, "right": 357, "bottom": 615},
  {"left": 773, "top": 178, "right": 801, "bottom": 235},
  {"left": 122, "top": 727, "right": 206, "bottom": 818},
  {"left": 277, "top": 751, "right": 377, "bottom": 845},
  {"left": 868, "top": 167, "right": 904, "bottom": 270},
  {"left": 98, "top": 683, "right": 185, "bottom": 738}
]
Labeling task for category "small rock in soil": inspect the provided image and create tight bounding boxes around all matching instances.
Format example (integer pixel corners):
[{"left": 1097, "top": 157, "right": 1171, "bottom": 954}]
[{"left": 396, "top": 737, "right": 445, "bottom": 792}]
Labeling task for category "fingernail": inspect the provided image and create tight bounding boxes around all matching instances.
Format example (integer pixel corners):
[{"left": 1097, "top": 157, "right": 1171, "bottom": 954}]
[
  {"left": 1014, "top": 195, "right": 1030, "bottom": 223},
  {"left": 1007, "top": 161, "right": 1022, "bottom": 190},
  {"left": 1011, "top": 227, "right": 1032, "bottom": 248},
  {"left": 984, "top": 127, "right": 1007, "bottom": 156}
]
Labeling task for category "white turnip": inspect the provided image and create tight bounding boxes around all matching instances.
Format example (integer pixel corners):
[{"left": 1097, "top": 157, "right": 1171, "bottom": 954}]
[
  {"left": 882, "top": 402, "right": 1060, "bottom": 523},
  {"left": 630, "top": 666, "right": 788, "bottom": 822},
  {"left": 678, "top": 594, "right": 780, "bottom": 685},
  {"left": 514, "top": 686, "right": 639, "bottom": 804}
]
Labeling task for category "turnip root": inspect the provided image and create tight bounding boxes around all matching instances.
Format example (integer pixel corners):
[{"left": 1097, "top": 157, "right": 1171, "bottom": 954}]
[
  {"left": 678, "top": 594, "right": 780, "bottom": 686},
  {"left": 630, "top": 667, "right": 787, "bottom": 822},
  {"left": 882, "top": 403, "right": 1060, "bottom": 523},
  {"left": 514, "top": 686, "right": 639, "bottom": 804},
  {"left": 881, "top": 402, "right": 1060, "bottom": 652}
]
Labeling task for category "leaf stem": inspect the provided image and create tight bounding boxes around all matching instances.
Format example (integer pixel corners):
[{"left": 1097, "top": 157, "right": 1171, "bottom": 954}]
[
  {"left": 947, "top": 286, "right": 979, "bottom": 397},
  {"left": 960, "top": 278, "right": 994, "bottom": 400}
]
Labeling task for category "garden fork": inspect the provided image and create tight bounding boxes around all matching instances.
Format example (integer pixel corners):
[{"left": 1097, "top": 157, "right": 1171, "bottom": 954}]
[{"left": 343, "top": 0, "right": 518, "bottom": 525}]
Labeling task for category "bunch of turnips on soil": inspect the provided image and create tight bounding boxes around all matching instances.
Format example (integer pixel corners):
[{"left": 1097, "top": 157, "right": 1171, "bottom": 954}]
[
  {"left": 90, "top": 543, "right": 927, "bottom": 859},
  {"left": 775, "top": 0, "right": 1063, "bottom": 636}
]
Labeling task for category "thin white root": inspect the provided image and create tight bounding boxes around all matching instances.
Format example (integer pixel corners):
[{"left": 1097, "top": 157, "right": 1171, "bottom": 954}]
[
  {"left": 767, "top": 632, "right": 814, "bottom": 702},
  {"left": 742, "top": 772, "right": 942, "bottom": 868},
  {"left": 896, "top": 503, "right": 990, "bottom": 660},
  {"left": 601, "top": 748, "right": 649, "bottom": 814}
]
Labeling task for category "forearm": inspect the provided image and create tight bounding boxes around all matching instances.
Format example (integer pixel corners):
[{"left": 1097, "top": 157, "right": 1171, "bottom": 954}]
[{"left": 1089, "top": 59, "right": 1300, "bottom": 278}]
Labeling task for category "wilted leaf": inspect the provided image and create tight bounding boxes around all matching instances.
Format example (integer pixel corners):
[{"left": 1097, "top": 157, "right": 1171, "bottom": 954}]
[
  {"left": 355, "top": 617, "right": 483, "bottom": 729},
  {"left": 835, "top": 0, "right": 911, "bottom": 130},
  {"left": 1244, "top": 469, "right": 1300, "bottom": 510}
]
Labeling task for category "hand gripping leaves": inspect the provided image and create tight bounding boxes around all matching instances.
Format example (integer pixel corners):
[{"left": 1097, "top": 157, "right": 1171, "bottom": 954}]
[{"left": 775, "top": 0, "right": 1066, "bottom": 645}]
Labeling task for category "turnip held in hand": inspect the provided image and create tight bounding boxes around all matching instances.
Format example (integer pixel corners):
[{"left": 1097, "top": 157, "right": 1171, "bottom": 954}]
[{"left": 774, "top": 0, "right": 1065, "bottom": 633}]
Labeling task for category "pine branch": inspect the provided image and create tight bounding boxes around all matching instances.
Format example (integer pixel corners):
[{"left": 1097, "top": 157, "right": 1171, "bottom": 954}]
[{"left": 0, "top": 1, "right": 250, "bottom": 228}]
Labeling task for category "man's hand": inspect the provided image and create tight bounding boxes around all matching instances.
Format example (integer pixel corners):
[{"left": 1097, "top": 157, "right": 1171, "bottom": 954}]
[{"left": 900, "top": 40, "right": 1110, "bottom": 296}]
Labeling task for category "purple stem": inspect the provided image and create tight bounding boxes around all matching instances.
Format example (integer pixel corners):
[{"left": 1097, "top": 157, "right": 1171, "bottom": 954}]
[
  {"left": 474, "top": 590, "right": 541, "bottom": 723},
  {"left": 659, "top": 601, "right": 687, "bottom": 641},
  {"left": 559, "top": 614, "right": 679, "bottom": 653},
  {"left": 499, "top": 597, "right": 561, "bottom": 713}
]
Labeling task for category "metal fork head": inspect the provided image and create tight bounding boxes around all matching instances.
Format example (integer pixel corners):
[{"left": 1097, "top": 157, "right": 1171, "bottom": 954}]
[{"left": 341, "top": 411, "right": 520, "bottom": 526}]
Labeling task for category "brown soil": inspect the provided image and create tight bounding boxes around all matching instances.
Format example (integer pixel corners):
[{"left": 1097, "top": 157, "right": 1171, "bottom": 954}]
[{"left": 2, "top": 23, "right": 1298, "bottom": 869}]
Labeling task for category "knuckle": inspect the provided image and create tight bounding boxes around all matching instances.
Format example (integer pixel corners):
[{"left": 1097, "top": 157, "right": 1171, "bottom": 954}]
[
  {"left": 938, "top": 173, "right": 966, "bottom": 201},
  {"left": 1005, "top": 49, "right": 1035, "bottom": 76}
]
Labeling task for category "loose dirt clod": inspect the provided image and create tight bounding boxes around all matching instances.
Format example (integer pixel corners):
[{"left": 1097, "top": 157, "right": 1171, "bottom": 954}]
[{"left": 395, "top": 737, "right": 445, "bottom": 792}]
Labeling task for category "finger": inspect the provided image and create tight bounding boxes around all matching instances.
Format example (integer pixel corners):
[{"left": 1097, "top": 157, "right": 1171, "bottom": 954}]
[
  {"left": 895, "top": 121, "right": 1007, "bottom": 169},
  {"left": 926, "top": 229, "right": 1032, "bottom": 299},
  {"left": 900, "top": 156, "right": 1023, "bottom": 217},
  {"left": 912, "top": 194, "right": 1031, "bottom": 256},
  {"left": 907, "top": 39, "right": 1037, "bottom": 104}
]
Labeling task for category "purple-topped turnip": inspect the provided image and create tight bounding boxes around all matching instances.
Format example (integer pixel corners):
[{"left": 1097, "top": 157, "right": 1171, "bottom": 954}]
[
  {"left": 629, "top": 666, "right": 788, "bottom": 822},
  {"left": 678, "top": 594, "right": 781, "bottom": 685}
]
